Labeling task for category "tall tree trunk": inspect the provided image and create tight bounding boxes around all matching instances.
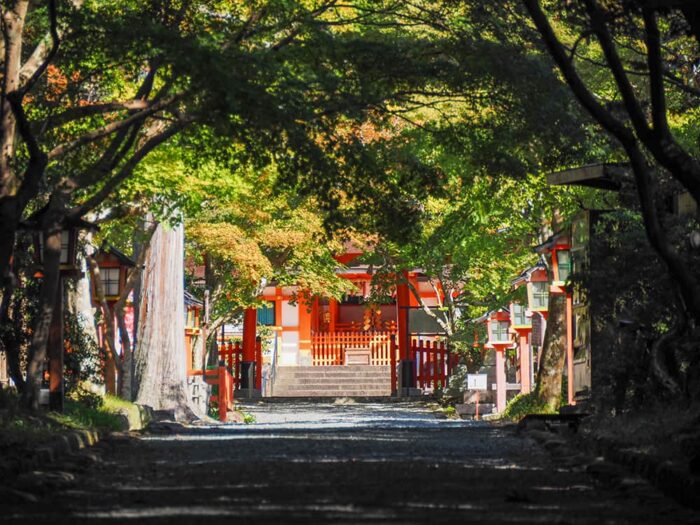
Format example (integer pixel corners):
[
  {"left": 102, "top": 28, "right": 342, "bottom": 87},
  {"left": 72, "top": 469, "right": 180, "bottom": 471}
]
[
  {"left": 534, "top": 293, "right": 566, "bottom": 409},
  {"left": 133, "top": 221, "right": 190, "bottom": 418},
  {"left": 21, "top": 227, "right": 61, "bottom": 410},
  {"left": 66, "top": 250, "right": 100, "bottom": 382}
]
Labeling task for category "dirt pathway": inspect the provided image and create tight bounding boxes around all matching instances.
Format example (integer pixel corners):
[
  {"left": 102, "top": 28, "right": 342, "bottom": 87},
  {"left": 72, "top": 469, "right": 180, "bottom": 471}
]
[{"left": 2, "top": 401, "right": 696, "bottom": 523}]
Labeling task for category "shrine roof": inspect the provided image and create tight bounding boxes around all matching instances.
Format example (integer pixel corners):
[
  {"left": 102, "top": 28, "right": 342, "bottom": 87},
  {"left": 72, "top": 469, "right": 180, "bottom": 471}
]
[
  {"left": 99, "top": 245, "right": 136, "bottom": 267},
  {"left": 511, "top": 263, "right": 547, "bottom": 288},
  {"left": 533, "top": 229, "right": 570, "bottom": 254},
  {"left": 184, "top": 290, "right": 203, "bottom": 308},
  {"left": 546, "top": 162, "right": 627, "bottom": 191}
]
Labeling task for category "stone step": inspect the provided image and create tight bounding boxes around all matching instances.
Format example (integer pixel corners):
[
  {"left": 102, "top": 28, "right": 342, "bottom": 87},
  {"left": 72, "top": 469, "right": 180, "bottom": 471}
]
[
  {"left": 275, "top": 380, "right": 391, "bottom": 387},
  {"left": 272, "top": 365, "right": 392, "bottom": 398},
  {"left": 279, "top": 366, "right": 390, "bottom": 371},
  {"left": 274, "top": 374, "right": 390, "bottom": 381},
  {"left": 271, "top": 390, "right": 392, "bottom": 397},
  {"left": 274, "top": 384, "right": 390, "bottom": 392},
  {"left": 276, "top": 367, "right": 390, "bottom": 375}
]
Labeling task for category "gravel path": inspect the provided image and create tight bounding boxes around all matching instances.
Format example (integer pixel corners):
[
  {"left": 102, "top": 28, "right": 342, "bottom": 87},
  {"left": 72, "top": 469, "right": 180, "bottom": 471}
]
[{"left": 2, "top": 401, "right": 697, "bottom": 524}]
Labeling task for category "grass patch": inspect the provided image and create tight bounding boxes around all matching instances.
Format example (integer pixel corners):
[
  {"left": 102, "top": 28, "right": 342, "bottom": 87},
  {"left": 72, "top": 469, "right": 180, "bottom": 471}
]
[
  {"left": 242, "top": 411, "right": 256, "bottom": 424},
  {"left": 500, "top": 392, "right": 556, "bottom": 422},
  {"left": 47, "top": 400, "right": 125, "bottom": 433}
]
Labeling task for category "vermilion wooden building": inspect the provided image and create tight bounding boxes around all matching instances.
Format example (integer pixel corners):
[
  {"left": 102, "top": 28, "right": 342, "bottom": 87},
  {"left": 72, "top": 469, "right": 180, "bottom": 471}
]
[{"left": 199, "top": 246, "right": 456, "bottom": 402}]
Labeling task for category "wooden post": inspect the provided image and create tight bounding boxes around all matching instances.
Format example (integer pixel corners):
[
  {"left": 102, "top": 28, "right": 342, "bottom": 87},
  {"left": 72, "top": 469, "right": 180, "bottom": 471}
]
[
  {"left": 255, "top": 336, "right": 262, "bottom": 390},
  {"left": 519, "top": 332, "right": 532, "bottom": 394},
  {"left": 298, "top": 293, "right": 312, "bottom": 363},
  {"left": 396, "top": 271, "right": 410, "bottom": 360},
  {"left": 217, "top": 364, "right": 227, "bottom": 422},
  {"left": 234, "top": 341, "right": 241, "bottom": 390},
  {"left": 495, "top": 348, "right": 507, "bottom": 413},
  {"left": 329, "top": 298, "right": 338, "bottom": 332},
  {"left": 242, "top": 307, "right": 257, "bottom": 362},
  {"left": 241, "top": 307, "right": 257, "bottom": 393},
  {"left": 390, "top": 334, "right": 397, "bottom": 395},
  {"left": 200, "top": 289, "right": 210, "bottom": 371}
]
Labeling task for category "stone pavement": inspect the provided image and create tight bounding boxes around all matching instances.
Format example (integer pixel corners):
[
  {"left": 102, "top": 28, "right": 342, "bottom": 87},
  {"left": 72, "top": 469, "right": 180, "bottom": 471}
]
[{"left": 1, "top": 401, "right": 697, "bottom": 524}]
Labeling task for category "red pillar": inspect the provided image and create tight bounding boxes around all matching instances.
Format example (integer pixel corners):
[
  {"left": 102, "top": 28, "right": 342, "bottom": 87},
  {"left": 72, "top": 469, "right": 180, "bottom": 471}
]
[
  {"left": 329, "top": 298, "right": 338, "bottom": 332},
  {"left": 519, "top": 332, "right": 532, "bottom": 394},
  {"left": 242, "top": 307, "right": 257, "bottom": 362},
  {"left": 298, "top": 293, "right": 312, "bottom": 355},
  {"left": 396, "top": 270, "right": 410, "bottom": 360},
  {"left": 566, "top": 293, "right": 575, "bottom": 405}
]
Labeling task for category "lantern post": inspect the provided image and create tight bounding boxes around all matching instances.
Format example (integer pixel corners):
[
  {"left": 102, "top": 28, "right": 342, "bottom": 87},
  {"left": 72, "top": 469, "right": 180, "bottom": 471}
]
[
  {"left": 484, "top": 309, "right": 512, "bottom": 414},
  {"left": 91, "top": 246, "right": 136, "bottom": 395},
  {"left": 35, "top": 228, "right": 80, "bottom": 412}
]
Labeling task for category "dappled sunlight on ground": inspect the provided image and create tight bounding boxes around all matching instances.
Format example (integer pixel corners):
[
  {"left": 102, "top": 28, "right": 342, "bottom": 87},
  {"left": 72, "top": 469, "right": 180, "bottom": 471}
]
[{"left": 3, "top": 401, "right": 695, "bottom": 524}]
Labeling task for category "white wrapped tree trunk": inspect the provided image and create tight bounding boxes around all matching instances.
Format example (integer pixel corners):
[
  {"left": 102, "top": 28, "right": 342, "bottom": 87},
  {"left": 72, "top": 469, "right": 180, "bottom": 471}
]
[{"left": 133, "top": 221, "right": 189, "bottom": 417}]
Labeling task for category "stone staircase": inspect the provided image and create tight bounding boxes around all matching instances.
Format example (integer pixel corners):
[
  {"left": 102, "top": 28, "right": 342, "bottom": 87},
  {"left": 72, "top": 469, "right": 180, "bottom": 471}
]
[{"left": 271, "top": 365, "right": 392, "bottom": 397}]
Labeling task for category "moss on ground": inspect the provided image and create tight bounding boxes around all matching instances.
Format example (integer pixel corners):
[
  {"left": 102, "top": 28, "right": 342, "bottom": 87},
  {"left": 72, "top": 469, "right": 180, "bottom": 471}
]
[
  {"left": 0, "top": 389, "right": 137, "bottom": 458},
  {"left": 500, "top": 392, "right": 556, "bottom": 422}
]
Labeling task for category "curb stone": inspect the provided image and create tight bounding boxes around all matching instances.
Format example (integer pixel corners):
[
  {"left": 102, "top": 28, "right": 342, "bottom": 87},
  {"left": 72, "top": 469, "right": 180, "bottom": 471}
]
[
  {"left": 521, "top": 419, "right": 700, "bottom": 510},
  {"left": 5, "top": 429, "right": 100, "bottom": 477}
]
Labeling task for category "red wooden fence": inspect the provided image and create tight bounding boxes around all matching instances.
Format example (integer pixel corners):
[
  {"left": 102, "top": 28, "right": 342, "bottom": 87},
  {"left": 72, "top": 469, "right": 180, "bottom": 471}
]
[
  {"left": 217, "top": 337, "right": 263, "bottom": 390},
  {"left": 189, "top": 365, "right": 234, "bottom": 421},
  {"left": 311, "top": 331, "right": 397, "bottom": 366},
  {"left": 411, "top": 339, "right": 456, "bottom": 390},
  {"left": 218, "top": 341, "right": 244, "bottom": 389}
]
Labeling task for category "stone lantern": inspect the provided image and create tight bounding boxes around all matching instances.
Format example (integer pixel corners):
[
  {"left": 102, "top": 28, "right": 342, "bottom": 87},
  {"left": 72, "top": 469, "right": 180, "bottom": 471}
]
[{"left": 483, "top": 308, "right": 513, "bottom": 414}]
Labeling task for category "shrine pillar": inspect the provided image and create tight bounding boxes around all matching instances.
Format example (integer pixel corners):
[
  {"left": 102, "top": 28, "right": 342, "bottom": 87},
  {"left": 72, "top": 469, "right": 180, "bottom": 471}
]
[
  {"left": 298, "top": 293, "right": 312, "bottom": 366},
  {"left": 396, "top": 270, "right": 415, "bottom": 395},
  {"left": 328, "top": 298, "right": 338, "bottom": 332},
  {"left": 241, "top": 307, "right": 260, "bottom": 398}
]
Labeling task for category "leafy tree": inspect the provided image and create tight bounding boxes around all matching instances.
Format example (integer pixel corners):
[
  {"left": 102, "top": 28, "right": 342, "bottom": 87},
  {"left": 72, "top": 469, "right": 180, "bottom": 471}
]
[{"left": 521, "top": 0, "right": 700, "bottom": 326}]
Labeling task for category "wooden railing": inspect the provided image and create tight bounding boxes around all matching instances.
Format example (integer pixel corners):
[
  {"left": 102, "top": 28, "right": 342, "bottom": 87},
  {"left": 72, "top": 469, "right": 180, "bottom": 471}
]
[
  {"left": 412, "top": 339, "right": 456, "bottom": 390},
  {"left": 218, "top": 341, "right": 244, "bottom": 389},
  {"left": 311, "top": 331, "right": 398, "bottom": 367},
  {"left": 217, "top": 337, "right": 263, "bottom": 390},
  {"left": 189, "top": 365, "right": 234, "bottom": 421}
]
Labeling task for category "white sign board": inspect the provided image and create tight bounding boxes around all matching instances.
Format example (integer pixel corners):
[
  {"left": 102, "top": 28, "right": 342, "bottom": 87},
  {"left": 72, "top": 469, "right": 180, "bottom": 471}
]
[{"left": 466, "top": 374, "right": 488, "bottom": 391}]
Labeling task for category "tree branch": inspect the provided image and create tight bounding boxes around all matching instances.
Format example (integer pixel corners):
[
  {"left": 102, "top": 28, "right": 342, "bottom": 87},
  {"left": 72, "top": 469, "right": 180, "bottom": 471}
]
[
  {"left": 18, "top": 0, "right": 60, "bottom": 98},
  {"left": 42, "top": 99, "right": 157, "bottom": 130},
  {"left": 46, "top": 95, "right": 180, "bottom": 160},
  {"left": 68, "top": 121, "right": 187, "bottom": 218},
  {"left": 643, "top": 8, "right": 670, "bottom": 137}
]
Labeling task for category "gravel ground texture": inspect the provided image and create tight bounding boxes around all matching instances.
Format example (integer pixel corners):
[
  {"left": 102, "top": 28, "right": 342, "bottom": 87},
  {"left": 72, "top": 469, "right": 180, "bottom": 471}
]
[{"left": 1, "top": 400, "right": 698, "bottom": 524}]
